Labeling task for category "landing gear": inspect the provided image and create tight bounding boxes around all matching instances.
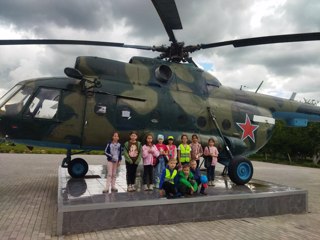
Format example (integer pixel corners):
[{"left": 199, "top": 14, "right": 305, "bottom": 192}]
[
  {"left": 61, "top": 149, "right": 89, "bottom": 178},
  {"left": 67, "top": 158, "right": 88, "bottom": 178},
  {"left": 228, "top": 156, "right": 253, "bottom": 185}
]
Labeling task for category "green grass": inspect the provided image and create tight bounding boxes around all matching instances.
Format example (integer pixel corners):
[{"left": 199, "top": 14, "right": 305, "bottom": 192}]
[
  {"left": 0, "top": 142, "right": 104, "bottom": 155},
  {"left": 1, "top": 142, "right": 319, "bottom": 169}
]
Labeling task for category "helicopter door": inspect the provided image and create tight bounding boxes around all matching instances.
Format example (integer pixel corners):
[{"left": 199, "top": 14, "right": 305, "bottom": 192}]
[
  {"left": 47, "top": 89, "right": 86, "bottom": 147},
  {"left": 82, "top": 93, "right": 116, "bottom": 148}
]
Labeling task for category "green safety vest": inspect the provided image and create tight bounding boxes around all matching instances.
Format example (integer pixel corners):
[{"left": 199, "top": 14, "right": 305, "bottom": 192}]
[
  {"left": 165, "top": 168, "right": 177, "bottom": 184},
  {"left": 179, "top": 144, "right": 191, "bottom": 163}
]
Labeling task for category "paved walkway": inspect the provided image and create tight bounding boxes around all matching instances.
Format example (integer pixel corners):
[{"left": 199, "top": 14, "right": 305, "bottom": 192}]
[{"left": 0, "top": 153, "right": 319, "bottom": 240}]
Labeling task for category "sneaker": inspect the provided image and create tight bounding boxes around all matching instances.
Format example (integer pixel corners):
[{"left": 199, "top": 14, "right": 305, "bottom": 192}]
[
  {"left": 111, "top": 188, "right": 118, "bottom": 192},
  {"left": 131, "top": 185, "right": 136, "bottom": 191},
  {"left": 148, "top": 184, "right": 154, "bottom": 191},
  {"left": 143, "top": 184, "right": 148, "bottom": 191},
  {"left": 166, "top": 193, "right": 174, "bottom": 199},
  {"left": 102, "top": 189, "right": 109, "bottom": 193},
  {"left": 127, "top": 185, "right": 132, "bottom": 192},
  {"left": 175, "top": 192, "right": 182, "bottom": 198}
]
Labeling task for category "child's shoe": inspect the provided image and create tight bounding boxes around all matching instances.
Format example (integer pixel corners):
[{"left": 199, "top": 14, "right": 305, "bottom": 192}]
[
  {"left": 143, "top": 184, "right": 148, "bottom": 191},
  {"left": 111, "top": 188, "right": 118, "bottom": 192},
  {"left": 102, "top": 188, "right": 109, "bottom": 194},
  {"left": 175, "top": 192, "right": 182, "bottom": 198}
]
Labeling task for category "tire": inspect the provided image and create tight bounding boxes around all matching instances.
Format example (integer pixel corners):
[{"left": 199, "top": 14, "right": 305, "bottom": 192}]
[
  {"left": 228, "top": 156, "right": 253, "bottom": 185},
  {"left": 68, "top": 158, "right": 88, "bottom": 178}
]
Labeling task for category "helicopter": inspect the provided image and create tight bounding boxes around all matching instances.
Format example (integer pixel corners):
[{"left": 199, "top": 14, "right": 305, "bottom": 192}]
[{"left": 0, "top": 0, "right": 320, "bottom": 185}]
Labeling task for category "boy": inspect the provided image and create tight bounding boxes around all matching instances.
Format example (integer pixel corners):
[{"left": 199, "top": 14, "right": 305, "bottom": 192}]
[
  {"left": 190, "top": 159, "right": 207, "bottom": 195},
  {"left": 159, "top": 158, "right": 178, "bottom": 198},
  {"left": 178, "top": 164, "right": 198, "bottom": 196}
]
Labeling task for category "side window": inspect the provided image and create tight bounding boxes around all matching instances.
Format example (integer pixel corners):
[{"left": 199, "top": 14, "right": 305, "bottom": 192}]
[{"left": 27, "top": 88, "right": 60, "bottom": 119}]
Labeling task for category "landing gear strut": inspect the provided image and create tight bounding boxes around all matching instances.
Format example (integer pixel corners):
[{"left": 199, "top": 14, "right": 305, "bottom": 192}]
[
  {"left": 207, "top": 107, "right": 253, "bottom": 185},
  {"left": 61, "top": 149, "right": 89, "bottom": 178}
]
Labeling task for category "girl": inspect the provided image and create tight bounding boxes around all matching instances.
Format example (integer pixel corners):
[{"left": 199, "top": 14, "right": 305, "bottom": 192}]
[
  {"left": 177, "top": 134, "right": 191, "bottom": 168},
  {"left": 167, "top": 135, "right": 177, "bottom": 160},
  {"left": 142, "top": 134, "right": 159, "bottom": 191},
  {"left": 190, "top": 134, "right": 203, "bottom": 168},
  {"left": 124, "top": 131, "right": 142, "bottom": 192},
  {"left": 103, "top": 132, "right": 122, "bottom": 193},
  {"left": 204, "top": 138, "right": 219, "bottom": 186},
  {"left": 154, "top": 134, "right": 168, "bottom": 188}
]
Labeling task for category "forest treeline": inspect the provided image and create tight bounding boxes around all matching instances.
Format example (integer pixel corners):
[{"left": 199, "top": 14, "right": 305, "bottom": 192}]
[{"left": 256, "top": 121, "right": 320, "bottom": 165}]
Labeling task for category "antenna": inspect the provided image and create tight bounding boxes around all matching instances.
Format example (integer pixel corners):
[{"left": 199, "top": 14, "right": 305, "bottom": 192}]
[
  {"left": 290, "top": 92, "right": 297, "bottom": 100},
  {"left": 255, "top": 81, "right": 264, "bottom": 93}
]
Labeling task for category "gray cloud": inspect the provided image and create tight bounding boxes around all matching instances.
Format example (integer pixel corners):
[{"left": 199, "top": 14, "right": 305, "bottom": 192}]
[
  {"left": 0, "top": 0, "right": 319, "bottom": 103},
  {"left": 0, "top": 0, "right": 108, "bottom": 35}
]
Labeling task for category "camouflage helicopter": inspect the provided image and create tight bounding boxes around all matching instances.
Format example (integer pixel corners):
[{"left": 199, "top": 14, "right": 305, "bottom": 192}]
[{"left": 0, "top": 0, "right": 320, "bottom": 185}]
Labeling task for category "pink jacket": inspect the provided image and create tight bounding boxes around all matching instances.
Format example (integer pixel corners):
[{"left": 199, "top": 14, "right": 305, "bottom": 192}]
[
  {"left": 142, "top": 144, "right": 160, "bottom": 165},
  {"left": 204, "top": 146, "right": 219, "bottom": 166}
]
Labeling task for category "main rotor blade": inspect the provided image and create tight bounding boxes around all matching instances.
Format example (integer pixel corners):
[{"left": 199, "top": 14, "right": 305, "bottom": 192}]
[
  {"left": 151, "top": 0, "right": 182, "bottom": 43},
  {"left": 200, "top": 32, "right": 320, "bottom": 49},
  {"left": 0, "top": 39, "right": 154, "bottom": 50}
]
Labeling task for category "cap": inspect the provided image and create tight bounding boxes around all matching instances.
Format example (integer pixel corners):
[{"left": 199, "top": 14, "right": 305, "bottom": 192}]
[
  {"left": 157, "top": 134, "right": 164, "bottom": 140},
  {"left": 168, "top": 136, "right": 174, "bottom": 140}
]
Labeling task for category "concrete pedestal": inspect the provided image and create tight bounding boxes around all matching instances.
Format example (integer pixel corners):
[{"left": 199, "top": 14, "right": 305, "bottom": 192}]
[{"left": 57, "top": 165, "right": 307, "bottom": 235}]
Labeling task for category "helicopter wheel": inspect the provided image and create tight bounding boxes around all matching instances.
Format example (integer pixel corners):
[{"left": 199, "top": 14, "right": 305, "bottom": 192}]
[
  {"left": 67, "top": 158, "right": 88, "bottom": 178},
  {"left": 228, "top": 156, "right": 253, "bottom": 185}
]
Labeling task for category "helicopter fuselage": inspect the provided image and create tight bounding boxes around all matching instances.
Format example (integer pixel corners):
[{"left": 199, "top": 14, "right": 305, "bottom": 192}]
[{"left": 1, "top": 56, "right": 319, "bottom": 161}]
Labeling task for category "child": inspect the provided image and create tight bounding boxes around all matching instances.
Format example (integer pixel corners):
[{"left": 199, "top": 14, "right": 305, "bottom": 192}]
[
  {"left": 142, "top": 134, "right": 159, "bottom": 191},
  {"left": 154, "top": 134, "right": 168, "bottom": 188},
  {"left": 189, "top": 159, "right": 207, "bottom": 195},
  {"left": 124, "top": 131, "right": 142, "bottom": 192},
  {"left": 177, "top": 134, "right": 191, "bottom": 167},
  {"left": 190, "top": 134, "right": 203, "bottom": 168},
  {"left": 167, "top": 136, "right": 177, "bottom": 160},
  {"left": 204, "top": 138, "right": 219, "bottom": 186},
  {"left": 178, "top": 164, "right": 198, "bottom": 196},
  {"left": 103, "top": 132, "right": 122, "bottom": 193},
  {"left": 159, "top": 158, "right": 179, "bottom": 198}
]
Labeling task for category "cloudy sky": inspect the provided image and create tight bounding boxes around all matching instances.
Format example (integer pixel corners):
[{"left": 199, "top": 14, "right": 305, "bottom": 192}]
[{"left": 0, "top": 0, "right": 319, "bottom": 104}]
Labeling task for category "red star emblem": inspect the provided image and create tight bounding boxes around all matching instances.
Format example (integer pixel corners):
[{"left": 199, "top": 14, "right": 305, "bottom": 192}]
[{"left": 236, "top": 114, "right": 259, "bottom": 142}]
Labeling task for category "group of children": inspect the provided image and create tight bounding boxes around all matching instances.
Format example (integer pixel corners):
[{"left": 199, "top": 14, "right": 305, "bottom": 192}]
[{"left": 103, "top": 131, "right": 219, "bottom": 198}]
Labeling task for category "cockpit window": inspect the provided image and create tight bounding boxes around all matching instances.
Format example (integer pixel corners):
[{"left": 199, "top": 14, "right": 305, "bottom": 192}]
[
  {"left": 0, "top": 85, "right": 33, "bottom": 115},
  {"left": 0, "top": 85, "right": 22, "bottom": 107},
  {"left": 27, "top": 88, "right": 60, "bottom": 119}
]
